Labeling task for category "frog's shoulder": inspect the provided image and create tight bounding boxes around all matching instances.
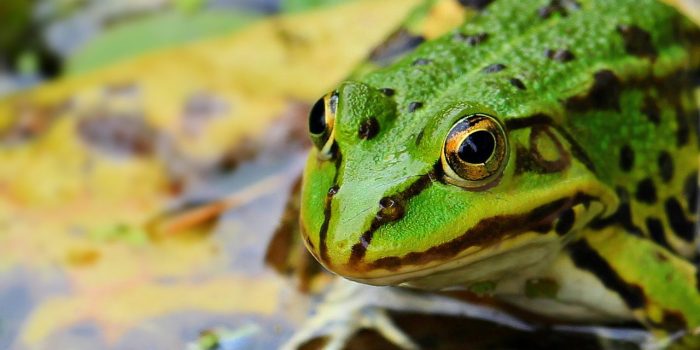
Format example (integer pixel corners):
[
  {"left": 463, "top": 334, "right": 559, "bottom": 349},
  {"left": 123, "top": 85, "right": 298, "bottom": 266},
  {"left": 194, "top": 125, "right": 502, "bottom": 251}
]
[{"left": 349, "top": 0, "right": 478, "bottom": 79}]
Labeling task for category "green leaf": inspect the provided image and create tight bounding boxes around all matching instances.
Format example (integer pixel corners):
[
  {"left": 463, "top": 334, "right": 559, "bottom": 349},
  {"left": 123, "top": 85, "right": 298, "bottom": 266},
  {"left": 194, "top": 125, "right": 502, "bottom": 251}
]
[
  {"left": 280, "top": 0, "right": 355, "bottom": 13},
  {"left": 67, "top": 10, "right": 259, "bottom": 75}
]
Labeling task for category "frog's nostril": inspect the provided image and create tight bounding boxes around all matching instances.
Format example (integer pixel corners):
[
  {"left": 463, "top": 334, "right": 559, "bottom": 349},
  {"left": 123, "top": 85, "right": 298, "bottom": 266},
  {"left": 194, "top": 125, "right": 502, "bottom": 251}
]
[{"left": 376, "top": 197, "right": 405, "bottom": 223}]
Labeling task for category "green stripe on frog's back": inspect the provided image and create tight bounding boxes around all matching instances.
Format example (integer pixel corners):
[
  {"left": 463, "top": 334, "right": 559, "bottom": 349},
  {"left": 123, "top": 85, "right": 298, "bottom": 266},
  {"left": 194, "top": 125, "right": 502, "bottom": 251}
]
[{"left": 342, "top": 0, "right": 700, "bottom": 264}]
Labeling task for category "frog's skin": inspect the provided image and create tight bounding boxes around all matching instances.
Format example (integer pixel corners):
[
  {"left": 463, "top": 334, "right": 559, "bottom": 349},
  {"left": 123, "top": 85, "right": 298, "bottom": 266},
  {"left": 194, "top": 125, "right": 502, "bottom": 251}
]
[{"left": 299, "top": 0, "right": 700, "bottom": 337}]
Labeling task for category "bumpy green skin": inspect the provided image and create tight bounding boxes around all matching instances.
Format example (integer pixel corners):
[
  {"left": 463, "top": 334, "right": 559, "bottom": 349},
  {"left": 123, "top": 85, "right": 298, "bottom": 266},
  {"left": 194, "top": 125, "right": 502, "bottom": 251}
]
[{"left": 300, "top": 0, "right": 700, "bottom": 332}]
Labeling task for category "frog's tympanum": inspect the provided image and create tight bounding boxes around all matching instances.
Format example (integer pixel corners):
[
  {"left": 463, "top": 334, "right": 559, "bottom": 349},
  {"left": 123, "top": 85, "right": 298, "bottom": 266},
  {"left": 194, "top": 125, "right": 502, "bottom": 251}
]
[{"left": 299, "top": 0, "right": 700, "bottom": 343}]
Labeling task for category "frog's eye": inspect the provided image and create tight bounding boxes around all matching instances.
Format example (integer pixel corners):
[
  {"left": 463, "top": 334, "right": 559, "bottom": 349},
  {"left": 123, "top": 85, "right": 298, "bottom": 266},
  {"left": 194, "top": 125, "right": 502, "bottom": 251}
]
[
  {"left": 441, "top": 114, "right": 508, "bottom": 189},
  {"left": 308, "top": 91, "right": 338, "bottom": 159}
]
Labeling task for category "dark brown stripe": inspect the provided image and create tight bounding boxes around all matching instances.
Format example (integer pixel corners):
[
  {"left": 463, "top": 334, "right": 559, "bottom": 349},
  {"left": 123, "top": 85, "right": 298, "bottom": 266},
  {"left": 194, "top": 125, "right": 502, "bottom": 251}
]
[
  {"left": 318, "top": 153, "right": 343, "bottom": 264},
  {"left": 505, "top": 114, "right": 597, "bottom": 174},
  {"left": 367, "top": 193, "right": 595, "bottom": 271},
  {"left": 529, "top": 125, "right": 570, "bottom": 173},
  {"left": 568, "top": 239, "right": 646, "bottom": 309},
  {"left": 349, "top": 170, "right": 436, "bottom": 265}
]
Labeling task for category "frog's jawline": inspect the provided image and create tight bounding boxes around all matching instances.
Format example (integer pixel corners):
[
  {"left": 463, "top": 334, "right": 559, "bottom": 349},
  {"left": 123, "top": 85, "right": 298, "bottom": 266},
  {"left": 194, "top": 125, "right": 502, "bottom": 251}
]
[{"left": 352, "top": 193, "right": 600, "bottom": 281}]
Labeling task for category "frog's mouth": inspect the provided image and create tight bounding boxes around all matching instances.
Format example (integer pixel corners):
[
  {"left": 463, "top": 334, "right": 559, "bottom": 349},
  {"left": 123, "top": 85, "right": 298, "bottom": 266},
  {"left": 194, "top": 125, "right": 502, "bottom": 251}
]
[{"left": 326, "top": 192, "right": 608, "bottom": 289}]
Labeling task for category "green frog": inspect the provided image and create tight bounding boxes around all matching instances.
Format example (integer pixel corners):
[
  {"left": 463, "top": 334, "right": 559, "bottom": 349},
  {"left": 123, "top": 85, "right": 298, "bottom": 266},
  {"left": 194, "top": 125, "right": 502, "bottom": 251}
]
[{"left": 292, "top": 0, "right": 700, "bottom": 347}]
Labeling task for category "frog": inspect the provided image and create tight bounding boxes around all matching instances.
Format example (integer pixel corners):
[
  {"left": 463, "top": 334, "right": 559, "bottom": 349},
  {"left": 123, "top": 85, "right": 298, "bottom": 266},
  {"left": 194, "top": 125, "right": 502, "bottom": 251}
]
[{"left": 289, "top": 0, "right": 700, "bottom": 348}]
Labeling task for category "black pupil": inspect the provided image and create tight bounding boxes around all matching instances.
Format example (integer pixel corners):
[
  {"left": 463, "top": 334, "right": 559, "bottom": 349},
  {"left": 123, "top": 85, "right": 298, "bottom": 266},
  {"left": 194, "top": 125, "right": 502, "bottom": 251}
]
[
  {"left": 309, "top": 97, "right": 326, "bottom": 135},
  {"left": 458, "top": 130, "right": 495, "bottom": 164}
]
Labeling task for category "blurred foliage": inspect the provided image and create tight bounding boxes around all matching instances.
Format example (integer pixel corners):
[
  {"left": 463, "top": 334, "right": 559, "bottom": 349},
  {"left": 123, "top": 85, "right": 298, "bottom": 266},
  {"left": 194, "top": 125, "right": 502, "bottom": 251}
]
[
  {"left": 67, "top": 10, "right": 260, "bottom": 74},
  {"left": 0, "top": 1, "right": 420, "bottom": 347},
  {"left": 280, "top": 0, "right": 353, "bottom": 13},
  {"left": 0, "top": 0, "right": 32, "bottom": 57}
]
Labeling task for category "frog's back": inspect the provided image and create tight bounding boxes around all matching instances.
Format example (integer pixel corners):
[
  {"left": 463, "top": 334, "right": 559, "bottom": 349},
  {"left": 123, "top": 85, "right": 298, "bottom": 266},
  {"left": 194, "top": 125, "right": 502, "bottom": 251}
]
[
  {"left": 359, "top": 0, "right": 700, "bottom": 257},
  {"left": 298, "top": 0, "right": 700, "bottom": 336}
]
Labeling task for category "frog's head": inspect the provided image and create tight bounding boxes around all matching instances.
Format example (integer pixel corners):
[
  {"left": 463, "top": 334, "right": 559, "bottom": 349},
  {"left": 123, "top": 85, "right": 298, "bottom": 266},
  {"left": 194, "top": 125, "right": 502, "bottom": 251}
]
[{"left": 299, "top": 81, "right": 617, "bottom": 290}]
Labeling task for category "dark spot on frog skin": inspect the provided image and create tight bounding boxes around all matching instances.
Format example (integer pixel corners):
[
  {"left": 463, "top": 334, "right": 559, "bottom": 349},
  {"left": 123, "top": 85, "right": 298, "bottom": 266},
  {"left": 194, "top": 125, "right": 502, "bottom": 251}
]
[
  {"left": 376, "top": 197, "right": 405, "bottom": 223},
  {"left": 358, "top": 117, "right": 380, "bottom": 140},
  {"left": 482, "top": 63, "right": 506, "bottom": 73},
  {"left": 456, "top": 0, "right": 494, "bottom": 10},
  {"left": 415, "top": 130, "right": 425, "bottom": 146},
  {"left": 635, "top": 178, "right": 657, "bottom": 204},
  {"left": 645, "top": 217, "right": 672, "bottom": 250},
  {"left": 380, "top": 88, "right": 395, "bottom": 97},
  {"left": 664, "top": 197, "right": 695, "bottom": 242},
  {"left": 641, "top": 96, "right": 660, "bottom": 124},
  {"left": 538, "top": 0, "right": 581, "bottom": 19},
  {"left": 412, "top": 58, "right": 432, "bottom": 66},
  {"left": 525, "top": 278, "right": 560, "bottom": 299},
  {"left": 566, "top": 69, "right": 622, "bottom": 111},
  {"left": 555, "top": 208, "right": 575, "bottom": 235},
  {"left": 674, "top": 105, "right": 690, "bottom": 147},
  {"left": 650, "top": 311, "right": 688, "bottom": 332},
  {"left": 349, "top": 172, "right": 435, "bottom": 265},
  {"left": 544, "top": 48, "right": 575, "bottom": 62},
  {"left": 454, "top": 32, "right": 489, "bottom": 46},
  {"left": 657, "top": 151, "right": 674, "bottom": 183},
  {"left": 369, "top": 29, "right": 425, "bottom": 66},
  {"left": 683, "top": 170, "right": 698, "bottom": 213},
  {"left": 408, "top": 102, "right": 424, "bottom": 113},
  {"left": 590, "top": 187, "right": 644, "bottom": 236},
  {"left": 617, "top": 24, "right": 657, "bottom": 59},
  {"left": 509, "top": 78, "right": 526, "bottom": 90},
  {"left": 619, "top": 145, "right": 635, "bottom": 172}
]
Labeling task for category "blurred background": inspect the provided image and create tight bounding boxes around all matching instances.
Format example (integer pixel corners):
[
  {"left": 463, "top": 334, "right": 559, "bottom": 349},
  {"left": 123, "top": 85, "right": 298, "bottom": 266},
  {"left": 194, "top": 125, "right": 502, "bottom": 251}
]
[
  {"left": 0, "top": 0, "right": 403, "bottom": 349},
  {"left": 1, "top": 1, "right": 699, "bottom": 349}
]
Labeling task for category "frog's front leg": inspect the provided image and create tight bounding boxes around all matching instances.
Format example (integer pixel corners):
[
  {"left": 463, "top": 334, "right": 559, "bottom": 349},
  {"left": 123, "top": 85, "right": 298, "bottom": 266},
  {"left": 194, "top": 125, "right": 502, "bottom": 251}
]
[
  {"left": 503, "top": 226, "right": 700, "bottom": 337},
  {"left": 284, "top": 277, "right": 534, "bottom": 350},
  {"left": 282, "top": 278, "right": 420, "bottom": 350},
  {"left": 578, "top": 227, "right": 700, "bottom": 334}
]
